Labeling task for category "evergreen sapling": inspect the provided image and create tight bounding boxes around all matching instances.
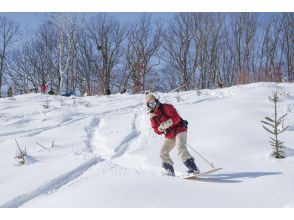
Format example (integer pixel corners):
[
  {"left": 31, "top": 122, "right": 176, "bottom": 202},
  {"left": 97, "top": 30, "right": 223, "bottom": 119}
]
[{"left": 261, "top": 91, "right": 288, "bottom": 159}]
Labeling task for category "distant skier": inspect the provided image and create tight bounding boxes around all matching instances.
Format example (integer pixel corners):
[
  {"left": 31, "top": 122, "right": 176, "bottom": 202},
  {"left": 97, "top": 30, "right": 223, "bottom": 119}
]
[
  {"left": 48, "top": 89, "right": 55, "bottom": 95},
  {"left": 120, "top": 88, "right": 127, "bottom": 94},
  {"left": 41, "top": 81, "right": 46, "bottom": 94},
  {"left": 145, "top": 93, "right": 200, "bottom": 176},
  {"left": 7, "top": 86, "right": 13, "bottom": 97}
]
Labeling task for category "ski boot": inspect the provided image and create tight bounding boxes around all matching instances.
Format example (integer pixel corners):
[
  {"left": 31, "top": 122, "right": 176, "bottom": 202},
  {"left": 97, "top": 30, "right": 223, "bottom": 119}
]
[
  {"left": 183, "top": 158, "right": 200, "bottom": 175},
  {"left": 162, "top": 162, "right": 175, "bottom": 176}
]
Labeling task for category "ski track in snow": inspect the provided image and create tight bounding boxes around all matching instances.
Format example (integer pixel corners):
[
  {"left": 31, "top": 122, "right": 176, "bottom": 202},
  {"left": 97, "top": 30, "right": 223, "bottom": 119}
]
[
  {"left": 112, "top": 112, "right": 141, "bottom": 159},
  {"left": 15, "top": 107, "right": 144, "bottom": 206},
  {"left": 0, "top": 103, "right": 143, "bottom": 144},
  {"left": 0, "top": 157, "right": 103, "bottom": 208},
  {"left": 0, "top": 98, "right": 145, "bottom": 207},
  {"left": 84, "top": 116, "right": 100, "bottom": 154},
  {"left": 0, "top": 116, "right": 88, "bottom": 141},
  {"left": 190, "top": 96, "right": 225, "bottom": 105},
  {"left": 98, "top": 103, "right": 143, "bottom": 118}
]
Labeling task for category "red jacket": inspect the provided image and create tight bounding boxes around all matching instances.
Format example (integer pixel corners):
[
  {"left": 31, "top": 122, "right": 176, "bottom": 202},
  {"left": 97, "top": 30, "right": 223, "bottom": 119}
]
[
  {"left": 150, "top": 103, "right": 187, "bottom": 139},
  {"left": 41, "top": 84, "right": 46, "bottom": 93}
]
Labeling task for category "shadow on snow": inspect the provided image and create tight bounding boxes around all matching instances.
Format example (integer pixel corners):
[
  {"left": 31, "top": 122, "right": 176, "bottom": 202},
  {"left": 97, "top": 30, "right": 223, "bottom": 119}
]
[{"left": 187, "top": 171, "right": 283, "bottom": 183}]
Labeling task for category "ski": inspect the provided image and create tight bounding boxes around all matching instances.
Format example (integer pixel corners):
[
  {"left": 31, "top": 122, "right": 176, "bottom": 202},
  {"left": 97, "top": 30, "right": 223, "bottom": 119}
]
[{"left": 178, "top": 167, "right": 223, "bottom": 179}]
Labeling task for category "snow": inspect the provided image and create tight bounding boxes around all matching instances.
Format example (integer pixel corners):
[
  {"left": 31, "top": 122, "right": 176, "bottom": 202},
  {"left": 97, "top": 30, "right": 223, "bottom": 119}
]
[{"left": 0, "top": 82, "right": 294, "bottom": 207}]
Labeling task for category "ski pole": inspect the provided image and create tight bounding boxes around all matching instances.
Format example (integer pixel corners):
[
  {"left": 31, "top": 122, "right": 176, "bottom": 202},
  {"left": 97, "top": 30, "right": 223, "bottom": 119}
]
[{"left": 167, "top": 128, "right": 215, "bottom": 168}]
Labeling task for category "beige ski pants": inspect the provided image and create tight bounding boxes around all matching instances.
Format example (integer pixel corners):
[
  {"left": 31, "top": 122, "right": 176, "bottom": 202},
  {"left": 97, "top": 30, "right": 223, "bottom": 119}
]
[{"left": 160, "top": 131, "right": 192, "bottom": 166}]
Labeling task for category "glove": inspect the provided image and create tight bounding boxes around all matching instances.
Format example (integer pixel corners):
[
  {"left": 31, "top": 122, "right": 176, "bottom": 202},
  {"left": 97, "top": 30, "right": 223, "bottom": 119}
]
[
  {"left": 158, "top": 119, "right": 173, "bottom": 132},
  {"left": 165, "top": 119, "right": 173, "bottom": 128},
  {"left": 158, "top": 126, "right": 165, "bottom": 132}
]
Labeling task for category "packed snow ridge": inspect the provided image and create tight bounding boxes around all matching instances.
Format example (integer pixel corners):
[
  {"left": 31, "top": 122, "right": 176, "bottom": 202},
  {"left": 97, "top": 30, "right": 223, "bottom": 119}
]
[{"left": 0, "top": 82, "right": 294, "bottom": 207}]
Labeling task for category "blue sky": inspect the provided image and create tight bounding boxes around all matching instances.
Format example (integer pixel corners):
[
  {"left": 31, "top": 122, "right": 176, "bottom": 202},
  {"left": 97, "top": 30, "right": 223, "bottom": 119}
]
[{"left": 0, "top": 12, "right": 176, "bottom": 33}]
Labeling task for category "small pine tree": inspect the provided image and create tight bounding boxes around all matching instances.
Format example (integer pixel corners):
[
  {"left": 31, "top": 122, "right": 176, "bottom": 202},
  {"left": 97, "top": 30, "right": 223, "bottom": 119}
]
[{"left": 261, "top": 92, "right": 289, "bottom": 159}]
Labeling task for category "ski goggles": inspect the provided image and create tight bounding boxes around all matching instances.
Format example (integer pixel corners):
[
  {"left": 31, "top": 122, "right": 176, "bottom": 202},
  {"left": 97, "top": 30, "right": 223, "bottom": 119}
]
[{"left": 147, "top": 99, "right": 157, "bottom": 108}]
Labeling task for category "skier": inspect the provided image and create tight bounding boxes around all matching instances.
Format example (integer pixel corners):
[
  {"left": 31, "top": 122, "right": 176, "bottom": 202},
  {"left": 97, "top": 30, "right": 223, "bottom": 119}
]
[
  {"left": 145, "top": 93, "right": 200, "bottom": 176},
  {"left": 41, "top": 81, "right": 46, "bottom": 94},
  {"left": 48, "top": 89, "right": 55, "bottom": 95},
  {"left": 7, "top": 86, "right": 13, "bottom": 97}
]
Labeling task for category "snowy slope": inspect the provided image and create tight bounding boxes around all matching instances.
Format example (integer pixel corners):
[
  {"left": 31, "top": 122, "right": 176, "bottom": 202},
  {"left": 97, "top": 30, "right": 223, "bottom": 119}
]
[{"left": 0, "top": 82, "right": 294, "bottom": 208}]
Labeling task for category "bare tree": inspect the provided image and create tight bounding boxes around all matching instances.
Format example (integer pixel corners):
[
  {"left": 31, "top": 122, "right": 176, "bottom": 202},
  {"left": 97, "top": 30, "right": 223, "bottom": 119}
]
[
  {"left": 0, "top": 16, "right": 19, "bottom": 97},
  {"left": 123, "top": 14, "right": 162, "bottom": 93},
  {"left": 51, "top": 13, "right": 79, "bottom": 94},
  {"left": 35, "top": 22, "right": 58, "bottom": 91},
  {"left": 87, "top": 14, "right": 125, "bottom": 95},
  {"left": 220, "top": 17, "right": 236, "bottom": 86},
  {"left": 161, "top": 64, "right": 180, "bottom": 91},
  {"left": 6, "top": 48, "right": 30, "bottom": 94},
  {"left": 206, "top": 14, "right": 225, "bottom": 88},
  {"left": 192, "top": 13, "right": 225, "bottom": 89},
  {"left": 76, "top": 25, "right": 96, "bottom": 95},
  {"left": 280, "top": 13, "right": 294, "bottom": 82},
  {"left": 7, "top": 43, "right": 44, "bottom": 94},
  {"left": 229, "top": 13, "right": 257, "bottom": 84},
  {"left": 163, "top": 13, "right": 198, "bottom": 91},
  {"left": 7, "top": 22, "right": 58, "bottom": 94}
]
